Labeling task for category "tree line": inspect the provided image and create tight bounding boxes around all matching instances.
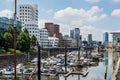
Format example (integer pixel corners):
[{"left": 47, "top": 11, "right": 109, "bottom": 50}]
[{"left": 0, "top": 25, "right": 37, "bottom": 53}]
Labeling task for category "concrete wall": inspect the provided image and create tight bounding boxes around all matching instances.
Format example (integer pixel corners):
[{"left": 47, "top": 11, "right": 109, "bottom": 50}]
[{"left": 0, "top": 53, "right": 37, "bottom": 68}]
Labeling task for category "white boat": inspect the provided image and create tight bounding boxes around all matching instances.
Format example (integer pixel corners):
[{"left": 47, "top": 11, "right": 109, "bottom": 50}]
[
  {"left": 2, "top": 66, "right": 14, "bottom": 75},
  {"left": 16, "top": 63, "right": 25, "bottom": 74}
]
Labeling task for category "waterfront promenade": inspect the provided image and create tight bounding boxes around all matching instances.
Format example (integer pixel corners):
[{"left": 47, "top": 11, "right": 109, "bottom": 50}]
[
  {"left": 110, "top": 58, "right": 120, "bottom": 80},
  {"left": 115, "top": 58, "right": 120, "bottom": 80}
]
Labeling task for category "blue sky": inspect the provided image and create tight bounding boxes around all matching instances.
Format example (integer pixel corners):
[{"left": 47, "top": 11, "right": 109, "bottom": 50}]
[{"left": 0, "top": 0, "right": 120, "bottom": 41}]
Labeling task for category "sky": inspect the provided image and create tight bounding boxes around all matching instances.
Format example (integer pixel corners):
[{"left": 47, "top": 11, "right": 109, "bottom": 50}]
[{"left": 0, "top": 0, "right": 120, "bottom": 41}]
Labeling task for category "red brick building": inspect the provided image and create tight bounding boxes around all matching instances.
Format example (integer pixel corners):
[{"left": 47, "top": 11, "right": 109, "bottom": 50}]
[{"left": 45, "top": 22, "right": 63, "bottom": 47}]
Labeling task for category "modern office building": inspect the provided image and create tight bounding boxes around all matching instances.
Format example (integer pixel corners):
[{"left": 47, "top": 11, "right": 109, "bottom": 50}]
[
  {"left": 70, "top": 30, "right": 74, "bottom": 39},
  {"left": 103, "top": 32, "right": 109, "bottom": 44},
  {"left": 45, "top": 22, "right": 62, "bottom": 47},
  {"left": 110, "top": 32, "right": 120, "bottom": 47},
  {"left": 88, "top": 34, "right": 92, "bottom": 45},
  {"left": 18, "top": 4, "right": 39, "bottom": 43},
  {"left": 70, "top": 28, "right": 80, "bottom": 47},
  {"left": 45, "top": 23, "right": 60, "bottom": 36},
  {"left": 63, "top": 35, "right": 73, "bottom": 47},
  {"left": 0, "top": 17, "right": 22, "bottom": 32},
  {"left": 38, "top": 28, "right": 59, "bottom": 48},
  {"left": 39, "top": 28, "right": 49, "bottom": 48},
  {"left": 48, "top": 37, "right": 59, "bottom": 47},
  {"left": 18, "top": 4, "right": 38, "bottom": 25}
]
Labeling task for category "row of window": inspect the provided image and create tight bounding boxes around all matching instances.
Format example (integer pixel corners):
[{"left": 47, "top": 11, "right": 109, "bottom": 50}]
[
  {"left": 20, "top": 6, "right": 31, "bottom": 9},
  {"left": 19, "top": 13, "right": 34, "bottom": 16},
  {"left": 25, "top": 24, "right": 38, "bottom": 27},
  {"left": 29, "top": 31, "right": 38, "bottom": 33},
  {"left": 40, "top": 33, "right": 48, "bottom": 35},
  {"left": 40, "top": 36, "right": 48, "bottom": 38},
  {"left": 20, "top": 16, "right": 33, "bottom": 19},
  {"left": 39, "top": 30, "right": 47, "bottom": 32},
  {"left": 19, "top": 10, "right": 34, "bottom": 13},
  {"left": 40, "top": 42, "right": 58, "bottom": 45},
  {"left": 20, "top": 18, "right": 34, "bottom": 22}
]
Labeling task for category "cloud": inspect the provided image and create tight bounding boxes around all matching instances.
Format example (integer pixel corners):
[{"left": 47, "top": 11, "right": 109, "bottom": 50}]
[
  {"left": 111, "top": 9, "right": 120, "bottom": 16},
  {"left": 54, "top": 6, "right": 107, "bottom": 25},
  {"left": 85, "top": 0, "right": 100, "bottom": 3},
  {"left": 38, "top": 19, "right": 54, "bottom": 28},
  {"left": 80, "top": 25, "right": 104, "bottom": 41},
  {"left": 113, "top": 0, "right": 120, "bottom": 3},
  {"left": 38, "top": 19, "right": 105, "bottom": 41},
  {"left": 38, "top": 19, "right": 70, "bottom": 35},
  {"left": 0, "top": 9, "right": 13, "bottom": 18}
]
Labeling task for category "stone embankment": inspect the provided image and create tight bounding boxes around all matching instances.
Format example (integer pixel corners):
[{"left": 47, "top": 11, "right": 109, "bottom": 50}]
[
  {"left": 116, "top": 59, "right": 120, "bottom": 80},
  {"left": 110, "top": 58, "right": 120, "bottom": 80},
  {"left": 0, "top": 53, "right": 37, "bottom": 68}
]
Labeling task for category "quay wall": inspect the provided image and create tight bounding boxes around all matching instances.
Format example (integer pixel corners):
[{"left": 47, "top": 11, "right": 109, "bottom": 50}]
[
  {"left": 0, "top": 53, "right": 37, "bottom": 68},
  {"left": 0, "top": 51, "right": 64, "bottom": 68}
]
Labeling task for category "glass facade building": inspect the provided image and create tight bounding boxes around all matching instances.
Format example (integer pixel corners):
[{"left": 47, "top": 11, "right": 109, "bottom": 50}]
[
  {"left": 70, "top": 28, "right": 80, "bottom": 47},
  {"left": 0, "top": 17, "right": 22, "bottom": 32},
  {"left": 103, "top": 32, "right": 109, "bottom": 44}
]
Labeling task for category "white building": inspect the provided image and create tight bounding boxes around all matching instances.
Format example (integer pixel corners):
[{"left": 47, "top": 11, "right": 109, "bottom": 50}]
[
  {"left": 39, "top": 28, "right": 49, "bottom": 48},
  {"left": 18, "top": 4, "right": 59, "bottom": 48},
  {"left": 18, "top": 4, "right": 39, "bottom": 40},
  {"left": 38, "top": 28, "right": 59, "bottom": 48},
  {"left": 18, "top": 4, "right": 38, "bottom": 24},
  {"left": 48, "top": 37, "right": 59, "bottom": 47}
]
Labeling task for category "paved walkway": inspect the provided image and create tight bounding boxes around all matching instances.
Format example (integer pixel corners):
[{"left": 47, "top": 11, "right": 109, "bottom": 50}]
[{"left": 110, "top": 58, "right": 120, "bottom": 80}]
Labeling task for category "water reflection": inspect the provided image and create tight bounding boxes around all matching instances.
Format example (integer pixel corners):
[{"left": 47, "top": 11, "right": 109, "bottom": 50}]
[{"left": 59, "top": 51, "right": 114, "bottom": 80}]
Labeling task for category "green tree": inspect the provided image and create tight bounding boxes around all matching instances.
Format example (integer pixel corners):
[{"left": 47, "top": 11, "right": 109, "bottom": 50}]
[
  {"left": 23, "top": 28, "right": 29, "bottom": 34},
  {"left": 17, "top": 31, "right": 30, "bottom": 52},
  {"left": 5, "top": 25, "right": 20, "bottom": 37},
  {"left": 0, "top": 33, "right": 4, "bottom": 48},
  {"left": 4, "top": 32, "right": 13, "bottom": 50},
  {"left": 30, "top": 35, "right": 37, "bottom": 47},
  {"left": 6, "top": 25, "right": 14, "bottom": 34}
]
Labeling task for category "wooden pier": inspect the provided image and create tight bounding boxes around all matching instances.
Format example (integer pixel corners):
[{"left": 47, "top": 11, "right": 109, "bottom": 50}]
[{"left": 64, "top": 71, "right": 89, "bottom": 77}]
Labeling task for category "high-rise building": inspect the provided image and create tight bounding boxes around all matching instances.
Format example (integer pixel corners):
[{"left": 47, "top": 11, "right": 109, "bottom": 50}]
[
  {"left": 45, "top": 23, "right": 60, "bottom": 36},
  {"left": 70, "top": 28, "right": 80, "bottom": 47},
  {"left": 110, "top": 32, "right": 120, "bottom": 47},
  {"left": 18, "top": 4, "right": 38, "bottom": 24},
  {"left": 70, "top": 30, "right": 74, "bottom": 39},
  {"left": 88, "top": 34, "right": 92, "bottom": 45},
  {"left": 103, "top": 32, "right": 109, "bottom": 44},
  {"left": 18, "top": 4, "right": 39, "bottom": 44},
  {"left": 45, "top": 22, "right": 62, "bottom": 47}
]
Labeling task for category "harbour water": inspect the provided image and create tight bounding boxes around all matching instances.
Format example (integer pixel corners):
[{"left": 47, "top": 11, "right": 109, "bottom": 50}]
[
  {"left": 35, "top": 50, "right": 118, "bottom": 80},
  {"left": 0, "top": 50, "right": 119, "bottom": 80},
  {"left": 56, "top": 51, "right": 116, "bottom": 80}
]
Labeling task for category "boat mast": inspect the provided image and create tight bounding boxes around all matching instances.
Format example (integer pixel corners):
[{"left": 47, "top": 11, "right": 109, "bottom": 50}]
[{"left": 14, "top": 0, "right": 17, "bottom": 80}]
